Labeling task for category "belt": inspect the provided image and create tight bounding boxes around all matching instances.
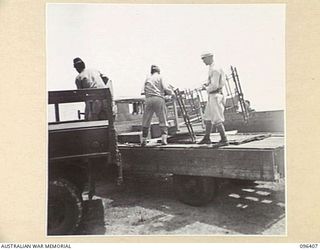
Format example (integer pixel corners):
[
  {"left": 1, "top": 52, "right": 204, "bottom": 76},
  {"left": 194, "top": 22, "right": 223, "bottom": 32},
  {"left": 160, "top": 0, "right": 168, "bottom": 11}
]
[{"left": 209, "top": 88, "right": 222, "bottom": 94}]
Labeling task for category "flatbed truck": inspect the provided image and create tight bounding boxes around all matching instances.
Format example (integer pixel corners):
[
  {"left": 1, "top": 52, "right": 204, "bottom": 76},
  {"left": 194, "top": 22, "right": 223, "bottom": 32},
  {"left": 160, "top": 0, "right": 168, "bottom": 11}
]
[{"left": 48, "top": 88, "right": 285, "bottom": 234}]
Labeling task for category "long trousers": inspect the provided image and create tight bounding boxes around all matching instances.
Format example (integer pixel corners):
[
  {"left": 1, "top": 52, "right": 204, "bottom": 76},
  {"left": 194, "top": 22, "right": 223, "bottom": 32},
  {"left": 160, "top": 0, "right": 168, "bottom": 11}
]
[{"left": 142, "top": 96, "right": 168, "bottom": 137}]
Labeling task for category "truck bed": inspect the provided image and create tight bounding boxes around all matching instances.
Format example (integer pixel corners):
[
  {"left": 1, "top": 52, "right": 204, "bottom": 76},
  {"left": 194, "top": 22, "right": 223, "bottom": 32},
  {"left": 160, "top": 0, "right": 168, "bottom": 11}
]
[{"left": 118, "top": 134, "right": 285, "bottom": 181}]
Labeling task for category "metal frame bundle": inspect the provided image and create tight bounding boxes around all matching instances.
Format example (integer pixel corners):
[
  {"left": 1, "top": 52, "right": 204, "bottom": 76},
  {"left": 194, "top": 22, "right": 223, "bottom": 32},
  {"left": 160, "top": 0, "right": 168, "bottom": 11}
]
[
  {"left": 173, "top": 88, "right": 196, "bottom": 142},
  {"left": 228, "top": 66, "right": 249, "bottom": 122}
]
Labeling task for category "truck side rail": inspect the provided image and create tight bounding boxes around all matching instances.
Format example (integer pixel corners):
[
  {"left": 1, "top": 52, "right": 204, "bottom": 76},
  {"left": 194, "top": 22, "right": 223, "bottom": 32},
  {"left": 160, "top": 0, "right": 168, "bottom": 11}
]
[
  {"left": 49, "top": 88, "right": 113, "bottom": 123},
  {"left": 49, "top": 88, "right": 110, "bottom": 104}
]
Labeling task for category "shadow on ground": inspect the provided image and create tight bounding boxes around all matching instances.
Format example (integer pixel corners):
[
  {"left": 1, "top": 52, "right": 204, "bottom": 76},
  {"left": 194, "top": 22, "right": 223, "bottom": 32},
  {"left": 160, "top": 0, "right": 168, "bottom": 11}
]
[{"left": 77, "top": 175, "right": 285, "bottom": 235}]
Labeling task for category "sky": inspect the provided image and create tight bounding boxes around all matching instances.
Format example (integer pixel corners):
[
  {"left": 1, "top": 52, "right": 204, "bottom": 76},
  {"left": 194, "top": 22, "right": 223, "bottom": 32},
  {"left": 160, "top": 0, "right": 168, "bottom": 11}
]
[{"left": 47, "top": 4, "right": 285, "bottom": 113}]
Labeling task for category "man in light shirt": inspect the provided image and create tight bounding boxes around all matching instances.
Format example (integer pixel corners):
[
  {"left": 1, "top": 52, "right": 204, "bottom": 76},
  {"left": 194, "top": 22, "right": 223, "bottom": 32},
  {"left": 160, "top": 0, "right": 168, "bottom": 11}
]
[
  {"left": 198, "top": 52, "right": 229, "bottom": 146},
  {"left": 141, "top": 65, "right": 173, "bottom": 146},
  {"left": 73, "top": 57, "right": 113, "bottom": 120}
]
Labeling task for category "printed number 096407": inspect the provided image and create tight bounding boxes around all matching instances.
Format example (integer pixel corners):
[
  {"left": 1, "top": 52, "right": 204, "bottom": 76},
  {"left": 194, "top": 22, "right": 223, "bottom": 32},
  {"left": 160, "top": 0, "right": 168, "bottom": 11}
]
[{"left": 300, "top": 244, "right": 318, "bottom": 248}]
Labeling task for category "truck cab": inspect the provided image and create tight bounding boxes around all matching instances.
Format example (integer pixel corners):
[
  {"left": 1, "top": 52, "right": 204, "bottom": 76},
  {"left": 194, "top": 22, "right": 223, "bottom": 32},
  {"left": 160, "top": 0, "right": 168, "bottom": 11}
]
[{"left": 47, "top": 88, "right": 121, "bottom": 235}]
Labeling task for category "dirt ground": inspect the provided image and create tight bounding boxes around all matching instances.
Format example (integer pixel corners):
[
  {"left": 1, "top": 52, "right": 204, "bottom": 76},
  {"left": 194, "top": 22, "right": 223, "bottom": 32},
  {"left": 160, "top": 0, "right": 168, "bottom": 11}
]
[{"left": 76, "top": 175, "right": 286, "bottom": 236}]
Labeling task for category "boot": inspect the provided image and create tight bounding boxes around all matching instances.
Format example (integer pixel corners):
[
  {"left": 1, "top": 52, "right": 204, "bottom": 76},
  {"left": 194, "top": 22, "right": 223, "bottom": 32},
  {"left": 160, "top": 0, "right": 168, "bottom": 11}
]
[
  {"left": 141, "top": 137, "right": 148, "bottom": 147},
  {"left": 160, "top": 126, "right": 168, "bottom": 145},
  {"left": 161, "top": 134, "right": 168, "bottom": 145},
  {"left": 216, "top": 123, "right": 229, "bottom": 146},
  {"left": 198, "top": 121, "right": 212, "bottom": 144},
  {"left": 141, "top": 127, "right": 149, "bottom": 147}
]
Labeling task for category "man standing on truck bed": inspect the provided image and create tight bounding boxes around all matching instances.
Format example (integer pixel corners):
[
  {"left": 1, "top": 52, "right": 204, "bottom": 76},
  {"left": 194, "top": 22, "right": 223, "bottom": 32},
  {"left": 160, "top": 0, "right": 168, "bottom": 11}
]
[
  {"left": 73, "top": 57, "right": 113, "bottom": 120},
  {"left": 141, "top": 65, "right": 173, "bottom": 146},
  {"left": 198, "top": 52, "right": 229, "bottom": 146}
]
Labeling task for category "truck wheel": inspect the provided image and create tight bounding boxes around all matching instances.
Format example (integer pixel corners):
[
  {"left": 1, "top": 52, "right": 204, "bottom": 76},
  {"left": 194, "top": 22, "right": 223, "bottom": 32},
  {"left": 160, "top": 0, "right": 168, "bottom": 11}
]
[
  {"left": 173, "top": 175, "right": 217, "bottom": 206},
  {"left": 47, "top": 178, "right": 83, "bottom": 235}
]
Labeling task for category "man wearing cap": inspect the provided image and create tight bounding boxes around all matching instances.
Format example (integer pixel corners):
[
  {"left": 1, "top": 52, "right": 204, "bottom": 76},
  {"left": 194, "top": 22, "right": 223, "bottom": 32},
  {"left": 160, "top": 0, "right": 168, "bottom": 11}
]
[
  {"left": 141, "top": 65, "right": 173, "bottom": 146},
  {"left": 198, "top": 52, "right": 229, "bottom": 146},
  {"left": 73, "top": 57, "right": 113, "bottom": 120}
]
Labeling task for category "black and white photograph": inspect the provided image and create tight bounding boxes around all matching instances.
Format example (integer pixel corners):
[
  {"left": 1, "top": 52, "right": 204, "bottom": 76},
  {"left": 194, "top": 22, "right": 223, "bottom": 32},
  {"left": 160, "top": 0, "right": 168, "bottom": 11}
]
[{"left": 46, "top": 3, "right": 285, "bottom": 236}]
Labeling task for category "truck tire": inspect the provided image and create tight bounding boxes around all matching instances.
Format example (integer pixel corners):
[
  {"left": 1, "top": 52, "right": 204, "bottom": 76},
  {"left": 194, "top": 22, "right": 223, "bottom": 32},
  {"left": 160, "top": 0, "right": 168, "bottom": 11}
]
[
  {"left": 173, "top": 175, "right": 217, "bottom": 206},
  {"left": 47, "top": 178, "right": 83, "bottom": 235}
]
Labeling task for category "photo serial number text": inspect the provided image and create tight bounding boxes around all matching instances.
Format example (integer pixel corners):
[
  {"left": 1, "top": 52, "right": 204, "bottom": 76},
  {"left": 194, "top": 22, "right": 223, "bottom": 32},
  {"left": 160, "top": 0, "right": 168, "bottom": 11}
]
[{"left": 300, "top": 244, "right": 318, "bottom": 249}]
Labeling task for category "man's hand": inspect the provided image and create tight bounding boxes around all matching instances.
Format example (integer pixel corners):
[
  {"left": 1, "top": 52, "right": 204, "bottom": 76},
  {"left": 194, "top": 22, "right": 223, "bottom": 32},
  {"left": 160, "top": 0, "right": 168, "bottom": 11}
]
[
  {"left": 201, "top": 83, "right": 208, "bottom": 90},
  {"left": 164, "top": 95, "right": 172, "bottom": 101}
]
